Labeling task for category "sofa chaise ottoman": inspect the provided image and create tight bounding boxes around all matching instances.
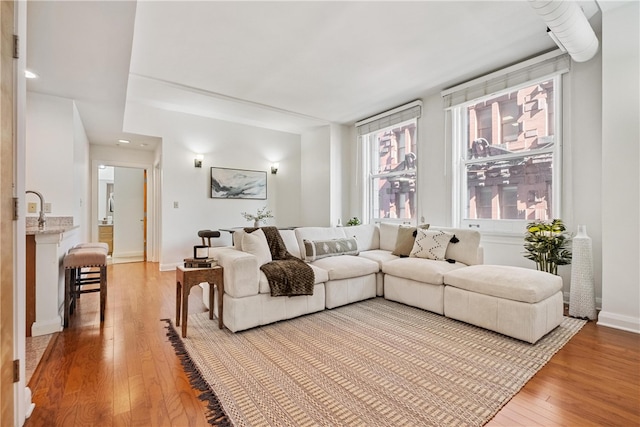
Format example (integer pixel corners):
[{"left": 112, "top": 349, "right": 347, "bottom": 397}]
[{"left": 443, "top": 265, "right": 564, "bottom": 343}]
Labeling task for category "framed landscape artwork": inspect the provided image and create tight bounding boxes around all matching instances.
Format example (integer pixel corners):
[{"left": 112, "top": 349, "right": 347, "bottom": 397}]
[{"left": 210, "top": 167, "right": 267, "bottom": 199}]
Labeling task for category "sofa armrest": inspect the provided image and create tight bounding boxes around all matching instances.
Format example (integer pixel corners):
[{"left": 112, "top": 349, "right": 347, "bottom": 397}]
[{"left": 208, "top": 247, "right": 259, "bottom": 298}]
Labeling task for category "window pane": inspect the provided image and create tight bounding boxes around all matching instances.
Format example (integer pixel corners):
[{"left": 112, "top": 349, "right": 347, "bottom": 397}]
[
  {"left": 465, "top": 152, "right": 553, "bottom": 220},
  {"left": 372, "top": 173, "right": 416, "bottom": 220},
  {"left": 467, "top": 80, "right": 555, "bottom": 161},
  {"left": 374, "top": 124, "right": 417, "bottom": 174},
  {"left": 473, "top": 186, "right": 493, "bottom": 219},
  {"left": 500, "top": 185, "right": 522, "bottom": 219},
  {"left": 500, "top": 98, "right": 519, "bottom": 143}
]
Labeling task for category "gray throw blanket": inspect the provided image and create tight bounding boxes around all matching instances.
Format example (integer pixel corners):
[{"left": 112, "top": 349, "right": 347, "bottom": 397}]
[{"left": 244, "top": 226, "right": 315, "bottom": 297}]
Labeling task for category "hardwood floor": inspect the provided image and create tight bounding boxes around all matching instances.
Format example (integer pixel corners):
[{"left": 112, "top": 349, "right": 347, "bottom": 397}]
[
  {"left": 26, "top": 262, "right": 210, "bottom": 427},
  {"left": 25, "top": 262, "right": 640, "bottom": 426}
]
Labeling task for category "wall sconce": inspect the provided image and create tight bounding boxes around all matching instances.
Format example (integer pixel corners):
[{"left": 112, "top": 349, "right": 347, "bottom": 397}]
[
  {"left": 194, "top": 154, "right": 204, "bottom": 168},
  {"left": 271, "top": 163, "right": 279, "bottom": 174}
]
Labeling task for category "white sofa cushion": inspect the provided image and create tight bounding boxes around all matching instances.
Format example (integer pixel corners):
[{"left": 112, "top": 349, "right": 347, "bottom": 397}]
[
  {"left": 431, "top": 227, "right": 482, "bottom": 266},
  {"left": 358, "top": 249, "right": 399, "bottom": 268},
  {"left": 343, "top": 224, "right": 379, "bottom": 251},
  {"left": 280, "top": 229, "right": 301, "bottom": 259},
  {"left": 444, "top": 265, "right": 562, "bottom": 303},
  {"left": 233, "top": 229, "right": 246, "bottom": 251},
  {"left": 311, "top": 255, "right": 379, "bottom": 281},
  {"left": 382, "top": 257, "right": 467, "bottom": 285},
  {"left": 309, "top": 264, "right": 329, "bottom": 284},
  {"left": 379, "top": 222, "right": 400, "bottom": 251},
  {"left": 241, "top": 229, "right": 272, "bottom": 266}
]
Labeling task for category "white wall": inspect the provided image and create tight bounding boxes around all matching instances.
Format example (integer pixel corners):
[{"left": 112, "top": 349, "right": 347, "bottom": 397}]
[
  {"left": 72, "top": 103, "right": 90, "bottom": 242},
  {"left": 26, "top": 92, "right": 91, "bottom": 239},
  {"left": 598, "top": 1, "right": 640, "bottom": 333},
  {"left": 123, "top": 103, "right": 304, "bottom": 269},
  {"left": 26, "top": 92, "right": 75, "bottom": 215},
  {"left": 417, "top": 94, "right": 453, "bottom": 227},
  {"left": 301, "top": 126, "right": 331, "bottom": 226}
]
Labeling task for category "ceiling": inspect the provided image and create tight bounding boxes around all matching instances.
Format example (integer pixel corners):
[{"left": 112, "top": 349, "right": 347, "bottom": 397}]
[{"left": 26, "top": 1, "right": 600, "bottom": 151}]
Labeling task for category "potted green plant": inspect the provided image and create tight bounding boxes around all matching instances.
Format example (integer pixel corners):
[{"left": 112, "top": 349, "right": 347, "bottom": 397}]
[
  {"left": 523, "top": 219, "right": 572, "bottom": 275},
  {"left": 241, "top": 206, "right": 273, "bottom": 227},
  {"left": 345, "top": 217, "right": 361, "bottom": 226}
]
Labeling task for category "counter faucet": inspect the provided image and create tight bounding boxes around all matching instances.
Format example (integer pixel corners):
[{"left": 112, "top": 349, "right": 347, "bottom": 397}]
[{"left": 26, "top": 190, "right": 46, "bottom": 229}]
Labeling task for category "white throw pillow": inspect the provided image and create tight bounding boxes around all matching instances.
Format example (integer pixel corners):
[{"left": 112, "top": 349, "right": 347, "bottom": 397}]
[
  {"left": 410, "top": 229, "right": 452, "bottom": 261},
  {"left": 241, "top": 229, "right": 272, "bottom": 266}
]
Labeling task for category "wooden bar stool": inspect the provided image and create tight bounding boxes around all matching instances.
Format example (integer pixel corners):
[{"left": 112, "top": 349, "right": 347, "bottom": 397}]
[{"left": 63, "top": 247, "right": 108, "bottom": 327}]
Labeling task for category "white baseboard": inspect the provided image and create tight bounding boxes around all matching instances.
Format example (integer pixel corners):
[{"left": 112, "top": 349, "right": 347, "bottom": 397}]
[
  {"left": 31, "top": 317, "right": 63, "bottom": 336},
  {"left": 111, "top": 250, "right": 144, "bottom": 258},
  {"left": 159, "top": 261, "right": 181, "bottom": 271},
  {"left": 25, "top": 387, "right": 35, "bottom": 418},
  {"left": 597, "top": 311, "right": 640, "bottom": 334}
]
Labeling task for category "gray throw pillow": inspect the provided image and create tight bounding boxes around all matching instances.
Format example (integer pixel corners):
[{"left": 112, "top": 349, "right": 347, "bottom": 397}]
[{"left": 392, "top": 226, "right": 416, "bottom": 257}]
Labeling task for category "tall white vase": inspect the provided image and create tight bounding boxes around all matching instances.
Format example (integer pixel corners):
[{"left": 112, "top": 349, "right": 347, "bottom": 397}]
[{"left": 569, "top": 225, "right": 597, "bottom": 319}]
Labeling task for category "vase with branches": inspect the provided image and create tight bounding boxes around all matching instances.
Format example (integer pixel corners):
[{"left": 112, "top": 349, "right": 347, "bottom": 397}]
[
  {"left": 241, "top": 206, "right": 273, "bottom": 227},
  {"left": 523, "top": 219, "right": 572, "bottom": 275}
]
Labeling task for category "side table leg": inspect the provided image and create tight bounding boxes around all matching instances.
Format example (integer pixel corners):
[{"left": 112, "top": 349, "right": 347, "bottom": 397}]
[
  {"left": 217, "top": 282, "right": 224, "bottom": 329},
  {"left": 209, "top": 281, "right": 214, "bottom": 321},
  {"left": 176, "top": 280, "right": 182, "bottom": 327},
  {"left": 181, "top": 282, "right": 189, "bottom": 338}
]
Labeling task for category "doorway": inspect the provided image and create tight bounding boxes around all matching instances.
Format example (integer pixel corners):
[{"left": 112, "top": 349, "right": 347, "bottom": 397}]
[{"left": 98, "top": 165, "right": 146, "bottom": 263}]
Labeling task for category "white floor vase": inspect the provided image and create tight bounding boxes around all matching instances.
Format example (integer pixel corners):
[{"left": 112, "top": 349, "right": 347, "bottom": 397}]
[{"left": 569, "top": 225, "right": 597, "bottom": 319}]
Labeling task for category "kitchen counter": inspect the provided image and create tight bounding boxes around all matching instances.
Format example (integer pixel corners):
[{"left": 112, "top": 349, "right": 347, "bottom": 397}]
[{"left": 26, "top": 225, "right": 79, "bottom": 236}]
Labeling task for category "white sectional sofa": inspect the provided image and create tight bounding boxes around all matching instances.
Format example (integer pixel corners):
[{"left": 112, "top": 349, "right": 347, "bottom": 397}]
[{"left": 206, "top": 222, "right": 563, "bottom": 343}]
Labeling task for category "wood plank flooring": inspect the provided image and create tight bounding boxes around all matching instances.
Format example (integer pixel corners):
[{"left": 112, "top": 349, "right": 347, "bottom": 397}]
[{"left": 25, "top": 261, "right": 640, "bottom": 426}]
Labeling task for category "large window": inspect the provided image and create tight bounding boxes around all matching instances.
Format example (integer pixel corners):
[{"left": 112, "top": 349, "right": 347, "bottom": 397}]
[
  {"left": 364, "top": 120, "right": 417, "bottom": 221},
  {"left": 357, "top": 102, "right": 421, "bottom": 223},
  {"left": 451, "top": 74, "right": 562, "bottom": 232}
]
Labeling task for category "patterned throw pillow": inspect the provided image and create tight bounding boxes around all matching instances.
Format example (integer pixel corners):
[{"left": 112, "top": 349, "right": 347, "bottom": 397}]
[
  {"left": 410, "top": 229, "right": 452, "bottom": 261},
  {"left": 303, "top": 237, "right": 359, "bottom": 262}
]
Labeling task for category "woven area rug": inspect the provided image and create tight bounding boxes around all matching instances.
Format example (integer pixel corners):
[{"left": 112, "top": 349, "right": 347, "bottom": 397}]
[{"left": 165, "top": 298, "right": 585, "bottom": 427}]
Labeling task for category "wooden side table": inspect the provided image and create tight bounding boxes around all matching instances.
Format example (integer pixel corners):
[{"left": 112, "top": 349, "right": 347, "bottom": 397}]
[{"left": 176, "top": 265, "right": 224, "bottom": 337}]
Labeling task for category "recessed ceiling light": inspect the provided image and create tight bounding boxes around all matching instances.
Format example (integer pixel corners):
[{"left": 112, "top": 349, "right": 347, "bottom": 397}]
[
  {"left": 118, "top": 139, "right": 130, "bottom": 144},
  {"left": 25, "top": 70, "right": 38, "bottom": 79},
  {"left": 140, "top": 143, "right": 148, "bottom": 147}
]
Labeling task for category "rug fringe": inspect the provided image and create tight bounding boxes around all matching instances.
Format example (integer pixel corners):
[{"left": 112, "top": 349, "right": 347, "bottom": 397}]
[{"left": 161, "top": 319, "right": 232, "bottom": 426}]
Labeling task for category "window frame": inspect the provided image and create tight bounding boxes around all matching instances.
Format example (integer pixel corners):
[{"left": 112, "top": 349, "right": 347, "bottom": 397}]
[{"left": 452, "top": 74, "right": 563, "bottom": 234}]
